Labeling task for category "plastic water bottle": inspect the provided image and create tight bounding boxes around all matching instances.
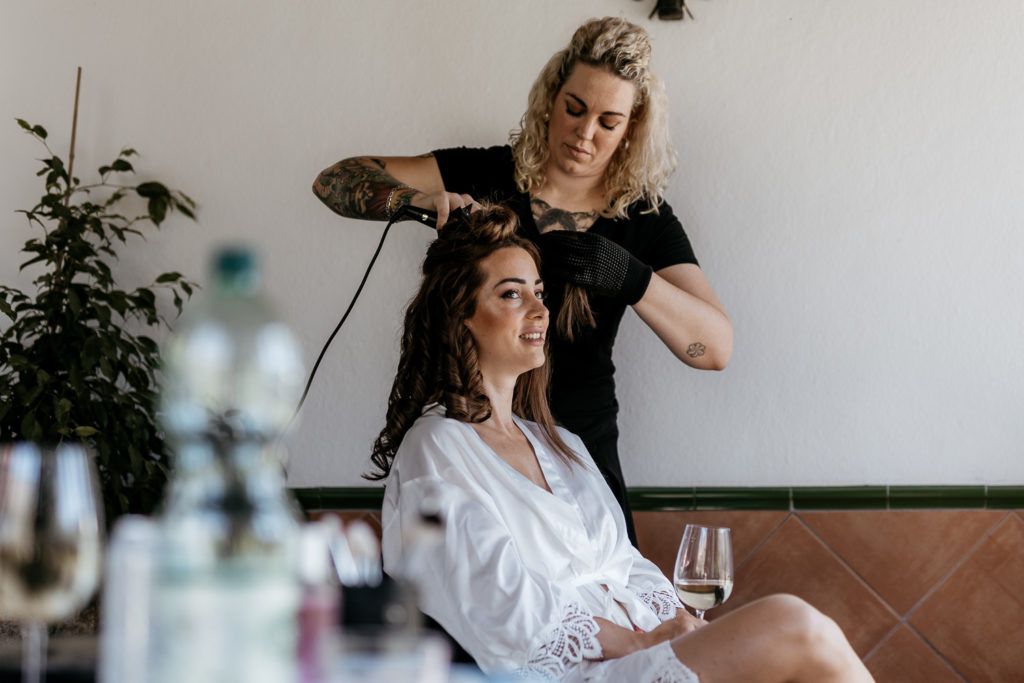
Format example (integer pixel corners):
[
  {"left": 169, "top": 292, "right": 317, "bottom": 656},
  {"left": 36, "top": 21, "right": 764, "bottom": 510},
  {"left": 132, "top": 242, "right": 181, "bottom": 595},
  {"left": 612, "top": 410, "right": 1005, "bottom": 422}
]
[{"left": 149, "top": 247, "right": 305, "bottom": 683}]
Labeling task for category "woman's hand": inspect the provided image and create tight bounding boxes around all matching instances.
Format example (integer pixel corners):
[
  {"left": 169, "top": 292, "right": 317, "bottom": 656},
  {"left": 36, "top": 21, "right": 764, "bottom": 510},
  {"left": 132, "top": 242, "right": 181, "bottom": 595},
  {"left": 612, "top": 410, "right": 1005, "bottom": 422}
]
[
  {"left": 657, "top": 609, "right": 708, "bottom": 639},
  {"left": 592, "top": 617, "right": 648, "bottom": 660},
  {"left": 632, "top": 611, "right": 707, "bottom": 652},
  {"left": 537, "top": 230, "right": 653, "bottom": 305},
  {"left": 593, "top": 610, "right": 706, "bottom": 661},
  {"left": 411, "top": 190, "right": 481, "bottom": 229}
]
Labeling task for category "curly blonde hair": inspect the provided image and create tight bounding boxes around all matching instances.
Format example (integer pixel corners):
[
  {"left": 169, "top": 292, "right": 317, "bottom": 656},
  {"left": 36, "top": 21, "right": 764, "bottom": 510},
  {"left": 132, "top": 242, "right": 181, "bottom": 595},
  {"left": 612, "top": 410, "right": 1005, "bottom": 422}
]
[{"left": 510, "top": 17, "right": 677, "bottom": 219}]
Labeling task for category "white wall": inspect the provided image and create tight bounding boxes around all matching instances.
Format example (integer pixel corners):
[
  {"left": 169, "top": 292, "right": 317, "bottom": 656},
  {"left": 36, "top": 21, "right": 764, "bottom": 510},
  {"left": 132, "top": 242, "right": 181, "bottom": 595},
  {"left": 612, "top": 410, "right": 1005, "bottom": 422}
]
[{"left": 3, "top": 1, "right": 1022, "bottom": 488}]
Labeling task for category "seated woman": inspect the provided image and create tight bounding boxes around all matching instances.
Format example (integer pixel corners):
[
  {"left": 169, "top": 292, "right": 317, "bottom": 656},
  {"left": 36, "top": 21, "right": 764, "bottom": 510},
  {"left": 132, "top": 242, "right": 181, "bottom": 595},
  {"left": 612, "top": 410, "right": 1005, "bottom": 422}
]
[{"left": 373, "top": 205, "right": 873, "bottom": 682}]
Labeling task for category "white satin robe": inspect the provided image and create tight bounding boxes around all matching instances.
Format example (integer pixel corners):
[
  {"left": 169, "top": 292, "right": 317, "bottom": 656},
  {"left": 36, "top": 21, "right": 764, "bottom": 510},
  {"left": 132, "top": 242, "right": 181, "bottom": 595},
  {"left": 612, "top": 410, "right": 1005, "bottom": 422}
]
[{"left": 381, "top": 406, "right": 699, "bottom": 682}]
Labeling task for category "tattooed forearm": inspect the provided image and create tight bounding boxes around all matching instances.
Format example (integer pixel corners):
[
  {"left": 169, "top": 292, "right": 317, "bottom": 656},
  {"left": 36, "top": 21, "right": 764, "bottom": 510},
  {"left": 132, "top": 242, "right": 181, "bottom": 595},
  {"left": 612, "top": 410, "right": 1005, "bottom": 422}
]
[
  {"left": 686, "top": 342, "right": 706, "bottom": 359},
  {"left": 312, "top": 157, "right": 416, "bottom": 220}
]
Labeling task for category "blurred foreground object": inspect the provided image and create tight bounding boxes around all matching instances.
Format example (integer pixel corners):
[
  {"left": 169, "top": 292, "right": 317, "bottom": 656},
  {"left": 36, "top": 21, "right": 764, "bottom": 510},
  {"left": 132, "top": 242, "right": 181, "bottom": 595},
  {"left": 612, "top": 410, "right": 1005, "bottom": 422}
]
[
  {"left": 0, "top": 443, "right": 104, "bottom": 683},
  {"left": 148, "top": 247, "right": 305, "bottom": 683}
]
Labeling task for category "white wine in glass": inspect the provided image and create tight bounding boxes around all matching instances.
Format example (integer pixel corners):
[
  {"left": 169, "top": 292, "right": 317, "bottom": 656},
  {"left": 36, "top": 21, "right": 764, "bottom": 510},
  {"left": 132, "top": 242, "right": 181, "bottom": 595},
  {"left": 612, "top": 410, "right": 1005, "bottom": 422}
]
[
  {"left": 0, "top": 443, "right": 104, "bottom": 683},
  {"left": 673, "top": 524, "right": 733, "bottom": 620}
]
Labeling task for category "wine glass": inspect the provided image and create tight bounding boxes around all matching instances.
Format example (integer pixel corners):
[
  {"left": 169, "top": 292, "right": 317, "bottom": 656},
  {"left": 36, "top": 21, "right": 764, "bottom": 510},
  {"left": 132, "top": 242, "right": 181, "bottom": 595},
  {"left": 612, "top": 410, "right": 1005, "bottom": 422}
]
[
  {"left": 0, "top": 443, "right": 104, "bottom": 683},
  {"left": 673, "top": 524, "right": 733, "bottom": 620}
]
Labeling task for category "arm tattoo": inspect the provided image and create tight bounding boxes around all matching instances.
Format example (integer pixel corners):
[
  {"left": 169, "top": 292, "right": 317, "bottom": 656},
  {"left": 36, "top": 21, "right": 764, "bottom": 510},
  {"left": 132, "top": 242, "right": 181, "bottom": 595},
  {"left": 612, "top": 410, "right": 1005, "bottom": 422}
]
[
  {"left": 531, "top": 197, "right": 598, "bottom": 232},
  {"left": 313, "top": 157, "right": 417, "bottom": 220},
  {"left": 686, "top": 342, "right": 706, "bottom": 359}
]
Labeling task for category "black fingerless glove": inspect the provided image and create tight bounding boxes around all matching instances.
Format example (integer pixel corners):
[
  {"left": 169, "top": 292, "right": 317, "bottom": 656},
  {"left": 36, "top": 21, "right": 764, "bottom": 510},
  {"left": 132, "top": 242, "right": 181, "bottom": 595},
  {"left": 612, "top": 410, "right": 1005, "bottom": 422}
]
[{"left": 538, "top": 230, "right": 653, "bottom": 305}]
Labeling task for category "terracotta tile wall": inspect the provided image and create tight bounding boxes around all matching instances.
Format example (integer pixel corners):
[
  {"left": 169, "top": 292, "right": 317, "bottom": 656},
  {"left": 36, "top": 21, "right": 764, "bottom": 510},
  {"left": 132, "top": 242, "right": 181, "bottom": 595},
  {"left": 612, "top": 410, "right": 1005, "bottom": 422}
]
[
  {"left": 317, "top": 505, "right": 1024, "bottom": 681},
  {"left": 634, "top": 509, "right": 1024, "bottom": 683}
]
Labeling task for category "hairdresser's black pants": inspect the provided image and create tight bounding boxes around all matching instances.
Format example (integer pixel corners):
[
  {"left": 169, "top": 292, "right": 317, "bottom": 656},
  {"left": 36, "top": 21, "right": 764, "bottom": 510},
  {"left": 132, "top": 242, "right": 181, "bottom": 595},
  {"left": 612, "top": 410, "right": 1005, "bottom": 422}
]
[{"left": 559, "top": 413, "right": 638, "bottom": 548}]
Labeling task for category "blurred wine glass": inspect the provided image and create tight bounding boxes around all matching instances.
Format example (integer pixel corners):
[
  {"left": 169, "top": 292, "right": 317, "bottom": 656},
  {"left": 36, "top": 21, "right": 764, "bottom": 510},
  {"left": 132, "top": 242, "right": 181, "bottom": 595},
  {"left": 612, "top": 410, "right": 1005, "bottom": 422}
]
[
  {"left": 0, "top": 443, "right": 104, "bottom": 683},
  {"left": 673, "top": 524, "right": 733, "bottom": 620}
]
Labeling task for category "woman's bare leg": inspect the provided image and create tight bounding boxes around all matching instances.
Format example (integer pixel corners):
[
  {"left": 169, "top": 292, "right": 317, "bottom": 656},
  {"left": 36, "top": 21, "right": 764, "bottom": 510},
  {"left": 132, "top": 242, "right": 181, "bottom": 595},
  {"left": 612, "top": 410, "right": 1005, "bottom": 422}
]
[{"left": 670, "top": 594, "right": 874, "bottom": 683}]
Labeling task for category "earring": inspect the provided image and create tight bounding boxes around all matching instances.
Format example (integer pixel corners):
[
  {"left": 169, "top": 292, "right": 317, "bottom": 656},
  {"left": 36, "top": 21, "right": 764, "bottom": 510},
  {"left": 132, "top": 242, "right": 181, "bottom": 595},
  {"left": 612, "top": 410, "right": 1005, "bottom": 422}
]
[{"left": 623, "top": 139, "right": 630, "bottom": 150}]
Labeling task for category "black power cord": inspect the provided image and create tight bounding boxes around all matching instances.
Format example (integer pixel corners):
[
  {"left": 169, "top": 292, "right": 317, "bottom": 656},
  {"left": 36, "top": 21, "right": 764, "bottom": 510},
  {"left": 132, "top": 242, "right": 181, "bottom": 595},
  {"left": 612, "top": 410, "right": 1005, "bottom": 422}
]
[{"left": 294, "top": 204, "right": 437, "bottom": 417}]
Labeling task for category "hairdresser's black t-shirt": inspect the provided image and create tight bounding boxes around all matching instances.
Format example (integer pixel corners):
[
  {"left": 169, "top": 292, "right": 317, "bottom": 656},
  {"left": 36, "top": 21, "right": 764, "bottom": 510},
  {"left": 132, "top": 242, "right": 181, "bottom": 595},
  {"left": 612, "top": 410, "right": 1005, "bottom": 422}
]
[{"left": 433, "top": 145, "right": 698, "bottom": 428}]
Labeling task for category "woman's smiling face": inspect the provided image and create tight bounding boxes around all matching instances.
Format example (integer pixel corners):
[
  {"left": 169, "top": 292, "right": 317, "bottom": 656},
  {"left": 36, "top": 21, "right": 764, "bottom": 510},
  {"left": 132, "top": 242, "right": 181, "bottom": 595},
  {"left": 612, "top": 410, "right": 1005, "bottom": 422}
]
[
  {"left": 463, "top": 247, "right": 549, "bottom": 381},
  {"left": 546, "top": 62, "right": 637, "bottom": 182}
]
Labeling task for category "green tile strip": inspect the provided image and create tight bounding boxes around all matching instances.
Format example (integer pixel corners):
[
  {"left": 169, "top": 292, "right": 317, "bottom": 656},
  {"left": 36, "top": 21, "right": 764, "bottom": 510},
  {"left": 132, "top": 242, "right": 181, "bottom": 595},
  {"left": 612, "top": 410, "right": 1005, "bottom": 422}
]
[
  {"left": 792, "top": 486, "right": 888, "bottom": 510},
  {"left": 987, "top": 486, "right": 1024, "bottom": 510},
  {"left": 627, "top": 487, "right": 695, "bottom": 510},
  {"left": 888, "top": 485, "right": 986, "bottom": 509},
  {"left": 692, "top": 487, "right": 790, "bottom": 511},
  {"left": 290, "top": 485, "right": 1024, "bottom": 513},
  {"left": 292, "top": 487, "right": 384, "bottom": 511}
]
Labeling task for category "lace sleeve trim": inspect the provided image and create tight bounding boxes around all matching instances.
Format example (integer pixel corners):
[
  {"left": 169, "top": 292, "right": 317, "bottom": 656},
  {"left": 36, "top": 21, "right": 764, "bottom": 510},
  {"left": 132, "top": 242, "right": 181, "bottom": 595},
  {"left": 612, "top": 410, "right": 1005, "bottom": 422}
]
[
  {"left": 518, "top": 602, "right": 603, "bottom": 680},
  {"left": 638, "top": 587, "right": 685, "bottom": 620}
]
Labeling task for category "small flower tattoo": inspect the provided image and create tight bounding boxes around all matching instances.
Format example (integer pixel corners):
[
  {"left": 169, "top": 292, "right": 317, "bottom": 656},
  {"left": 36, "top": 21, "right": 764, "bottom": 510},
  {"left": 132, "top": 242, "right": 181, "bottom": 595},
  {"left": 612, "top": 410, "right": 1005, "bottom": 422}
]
[{"left": 686, "top": 342, "right": 706, "bottom": 358}]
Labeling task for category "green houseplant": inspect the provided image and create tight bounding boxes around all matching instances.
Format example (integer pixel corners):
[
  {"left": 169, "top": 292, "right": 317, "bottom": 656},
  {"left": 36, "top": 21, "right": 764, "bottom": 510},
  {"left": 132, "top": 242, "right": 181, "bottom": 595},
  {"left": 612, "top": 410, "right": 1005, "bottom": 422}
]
[{"left": 0, "top": 117, "right": 197, "bottom": 523}]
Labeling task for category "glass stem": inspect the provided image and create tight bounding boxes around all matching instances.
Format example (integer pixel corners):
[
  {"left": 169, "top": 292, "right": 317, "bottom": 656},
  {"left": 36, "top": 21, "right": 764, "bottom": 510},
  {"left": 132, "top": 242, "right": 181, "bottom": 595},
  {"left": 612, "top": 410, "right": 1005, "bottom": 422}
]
[{"left": 21, "top": 622, "right": 47, "bottom": 683}]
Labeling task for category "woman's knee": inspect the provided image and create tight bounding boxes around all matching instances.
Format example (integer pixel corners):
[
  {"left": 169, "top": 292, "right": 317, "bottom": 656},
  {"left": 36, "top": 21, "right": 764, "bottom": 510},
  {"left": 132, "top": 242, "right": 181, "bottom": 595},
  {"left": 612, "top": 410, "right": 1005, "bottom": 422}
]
[{"left": 763, "top": 594, "right": 858, "bottom": 669}]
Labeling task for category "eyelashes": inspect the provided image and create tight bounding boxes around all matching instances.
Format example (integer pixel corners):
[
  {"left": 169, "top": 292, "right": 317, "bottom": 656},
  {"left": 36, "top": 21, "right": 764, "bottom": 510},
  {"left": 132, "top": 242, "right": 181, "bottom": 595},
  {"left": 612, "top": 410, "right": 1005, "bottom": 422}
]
[
  {"left": 564, "top": 104, "right": 618, "bottom": 131},
  {"left": 501, "top": 288, "right": 546, "bottom": 301}
]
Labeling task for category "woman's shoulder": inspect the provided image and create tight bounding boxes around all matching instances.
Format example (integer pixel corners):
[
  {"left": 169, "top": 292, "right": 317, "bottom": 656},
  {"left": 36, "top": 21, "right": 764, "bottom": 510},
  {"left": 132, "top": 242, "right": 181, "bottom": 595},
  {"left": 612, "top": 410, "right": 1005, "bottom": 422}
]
[
  {"left": 402, "top": 405, "right": 470, "bottom": 450},
  {"left": 601, "top": 197, "right": 698, "bottom": 268},
  {"left": 620, "top": 195, "right": 678, "bottom": 225}
]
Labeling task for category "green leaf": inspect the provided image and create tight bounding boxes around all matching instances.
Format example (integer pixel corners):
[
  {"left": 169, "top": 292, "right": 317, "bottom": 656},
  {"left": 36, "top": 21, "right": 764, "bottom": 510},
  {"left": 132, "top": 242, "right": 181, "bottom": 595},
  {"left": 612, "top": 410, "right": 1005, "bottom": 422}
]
[
  {"left": 81, "top": 337, "right": 100, "bottom": 370},
  {"left": 108, "top": 290, "right": 128, "bottom": 316},
  {"left": 137, "top": 336, "right": 158, "bottom": 354},
  {"left": 110, "top": 159, "right": 134, "bottom": 173},
  {"left": 74, "top": 426, "right": 100, "bottom": 438},
  {"left": 68, "top": 288, "right": 82, "bottom": 316},
  {"left": 56, "top": 397, "right": 73, "bottom": 421},
  {"left": 99, "top": 356, "right": 115, "bottom": 380},
  {"left": 21, "top": 412, "right": 40, "bottom": 441},
  {"left": 32, "top": 125, "right": 48, "bottom": 139},
  {"left": 133, "top": 288, "right": 156, "bottom": 309},
  {"left": 155, "top": 272, "right": 182, "bottom": 283},
  {"left": 16, "top": 118, "right": 31, "bottom": 131},
  {"left": 136, "top": 182, "right": 168, "bottom": 198},
  {"left": 19, "top": 254, "right": 47, "bottom": 271},
  {"left": 174, "top": 201, "right": 196, "bottom": 220},
  {"left": 148, "top": 196, "right": 167, "bottom": 225}
]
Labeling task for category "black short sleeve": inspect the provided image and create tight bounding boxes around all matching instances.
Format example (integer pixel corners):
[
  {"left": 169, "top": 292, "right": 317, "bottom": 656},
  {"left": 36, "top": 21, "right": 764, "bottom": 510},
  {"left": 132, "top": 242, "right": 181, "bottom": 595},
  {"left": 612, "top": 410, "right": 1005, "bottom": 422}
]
[
  {"left": 635, "top": 201, "right": 699, "bottom": 271},
  {"left": 593, "top": 199, "right": 699, "bottom": 272}
]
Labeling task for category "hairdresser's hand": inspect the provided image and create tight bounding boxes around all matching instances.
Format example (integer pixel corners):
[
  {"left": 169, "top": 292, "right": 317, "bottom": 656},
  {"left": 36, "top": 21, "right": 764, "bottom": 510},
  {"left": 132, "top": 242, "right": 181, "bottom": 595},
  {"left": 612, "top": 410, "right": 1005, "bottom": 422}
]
[
  {"left": 412, "top": 190, "right": 481, "bottom": 229},
  {"left": 538, "top": 230, "right": 653, "bottom": 305}
]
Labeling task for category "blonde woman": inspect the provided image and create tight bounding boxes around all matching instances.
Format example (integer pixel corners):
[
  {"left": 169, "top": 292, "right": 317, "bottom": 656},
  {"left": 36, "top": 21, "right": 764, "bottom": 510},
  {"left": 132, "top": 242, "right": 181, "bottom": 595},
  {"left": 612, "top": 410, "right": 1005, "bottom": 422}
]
[{"left": 314, "top": 17, "right": 732, "bottom": 544}]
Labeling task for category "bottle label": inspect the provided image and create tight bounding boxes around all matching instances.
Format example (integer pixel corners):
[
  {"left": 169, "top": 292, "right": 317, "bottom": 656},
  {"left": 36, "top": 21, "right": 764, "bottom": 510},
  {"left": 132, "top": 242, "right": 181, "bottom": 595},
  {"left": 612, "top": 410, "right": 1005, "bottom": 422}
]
[{"left": 149, "top": 567, "right": 300, "bottom": 683}]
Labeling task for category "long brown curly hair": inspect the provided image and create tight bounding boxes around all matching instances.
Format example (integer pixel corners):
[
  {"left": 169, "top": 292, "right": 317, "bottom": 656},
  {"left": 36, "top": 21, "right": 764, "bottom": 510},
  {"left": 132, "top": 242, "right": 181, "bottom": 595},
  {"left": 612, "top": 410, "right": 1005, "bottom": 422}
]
[{"left": 367, "top": 204, "right": 582, "bottom": 480}]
